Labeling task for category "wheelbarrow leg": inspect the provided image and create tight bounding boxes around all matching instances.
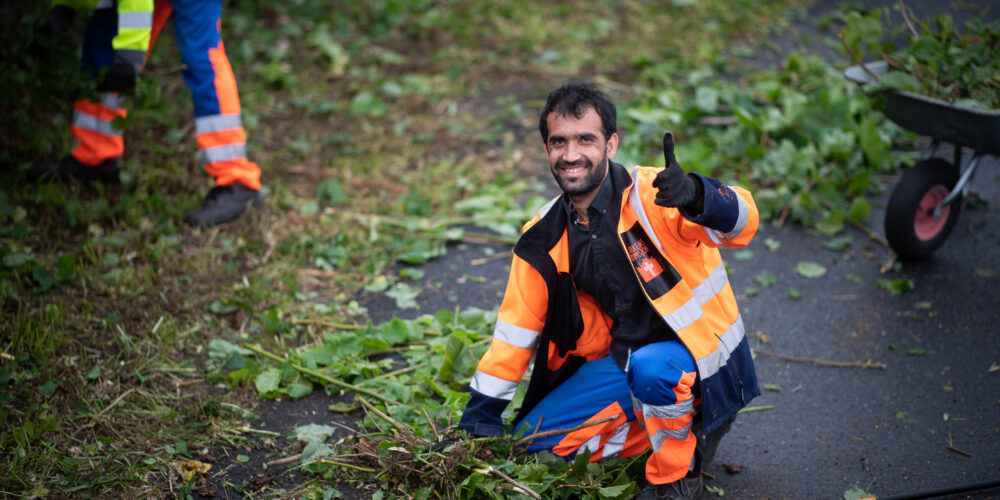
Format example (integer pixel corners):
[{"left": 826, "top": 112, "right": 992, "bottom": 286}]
[{"left": 932, "top": 152, "right": 982, "bottom": 220}]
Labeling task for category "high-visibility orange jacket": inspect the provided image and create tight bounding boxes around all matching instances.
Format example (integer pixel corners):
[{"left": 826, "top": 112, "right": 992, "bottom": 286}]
[{"left": 462, "top": 162, "right": 760, "bottom": 436}]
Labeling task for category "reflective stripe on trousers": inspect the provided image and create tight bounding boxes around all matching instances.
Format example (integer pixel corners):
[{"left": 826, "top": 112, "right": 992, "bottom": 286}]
[
  {"left": 514, "top": 341, "right": 699, "bottom": 484},
  {"left": 70, "top": 93, "right": 126, "bottom": 166}
]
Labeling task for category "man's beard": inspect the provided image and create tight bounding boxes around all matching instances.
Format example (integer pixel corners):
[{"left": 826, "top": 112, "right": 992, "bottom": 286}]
[{"left": 551, "top": 155, "right": 608, "bottom": 196}]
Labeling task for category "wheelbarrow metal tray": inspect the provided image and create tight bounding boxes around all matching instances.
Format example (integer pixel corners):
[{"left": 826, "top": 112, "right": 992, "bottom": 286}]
[{"left": 845, "top": 61, "right": 1000, "bottom": 156}]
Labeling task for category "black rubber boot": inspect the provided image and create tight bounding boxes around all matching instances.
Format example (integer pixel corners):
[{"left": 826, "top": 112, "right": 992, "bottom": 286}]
[
  {"left": 635, "top": 475, "right": 703, "bottom": 500},
  {"left": 27, "top": 156, "right": 120, "bottom": 184},
  {"left": 184, "top": 184, "right": 262, "bottom": 227}
]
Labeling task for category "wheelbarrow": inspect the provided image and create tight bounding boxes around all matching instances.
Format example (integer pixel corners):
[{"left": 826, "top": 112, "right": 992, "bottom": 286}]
[{"left": 844, "top": 61, "right": 1000, "bottom": 259}]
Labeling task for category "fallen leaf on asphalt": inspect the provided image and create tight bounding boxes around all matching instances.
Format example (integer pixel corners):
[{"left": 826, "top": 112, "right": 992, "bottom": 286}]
[
  {"left": 733, "top": 249, "right": 755, "bottom": 261},
  {"left": 764, "top": 237, "right": 781, "bottom": 252},
  {"left": 753, "top": 331, "right": 771, "bottom": 344},
  {"left": 914, "top": 301, "right": 932, "bottom": 309},
  {"left": 973, "top": 268, "right": 996, "bottom": 278},
  {"left": 705, "top": 484, "right": 725, "bottom": 496},
  {"left": 989, "top": 363, "right": 999, "bottom": 374},
  {"left": 844, "top": 484, "right": 874, "bottom": 500},
  {"left": 795, "top": 261, "right": 827, "bottom": 278},
  {"left": 723, "top": 463, "right": 743, "bottom": 473}
]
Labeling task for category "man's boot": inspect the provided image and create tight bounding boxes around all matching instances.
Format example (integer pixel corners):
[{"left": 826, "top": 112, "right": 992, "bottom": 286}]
[
  {"left": 635, "top": 474, "right": 703, "bottom": 500},
  {"left": 634, "top": 416, "right": 734, "bottom": 499},
  {"left": 27, "top": 156, "right": 120, "bottom": 184},
  {"left": 184, "top": 183, "right": 262, "bottom": 227}
]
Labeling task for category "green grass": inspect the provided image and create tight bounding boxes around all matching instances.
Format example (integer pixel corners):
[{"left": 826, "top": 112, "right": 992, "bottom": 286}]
[{"left": 0, "top": 0, "right": 938, "bottom": 496}]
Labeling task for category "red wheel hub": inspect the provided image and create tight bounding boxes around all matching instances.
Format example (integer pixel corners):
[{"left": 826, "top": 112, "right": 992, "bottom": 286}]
[{"left": 914, "top": 185, "right": 951, "bottom": 241}]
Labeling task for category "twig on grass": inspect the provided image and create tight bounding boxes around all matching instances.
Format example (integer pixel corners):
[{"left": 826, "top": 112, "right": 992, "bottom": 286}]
[
  {"left": 266, "top": 454, "right": 302, "bottom": 467},
  {"left": 422, "top": 407, "right": 441, "bottom": 442},
  {"left": 315, "top": 458, "right": 378, "bottom": 473},
  {"left": 755, "top": 349, "right": 887, "bottom": 369},
  {"left": 486, "top": 465, "right": 542, "bottom": 499},
  {"left": 514, "top": 415, "right": 620, "bottom": 447},
  {"left": 356, "top": 396, "right": 405, "bottom": 433},
  {"left": 290, "top": 318, "right": 365, "bottom": 330}
]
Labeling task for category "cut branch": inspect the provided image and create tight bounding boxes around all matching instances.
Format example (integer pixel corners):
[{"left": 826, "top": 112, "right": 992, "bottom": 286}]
[
  {"left": 357, "top": 396, "right": 413, "bottom": 437},
  {"left": 291, "top": 318, "right": 365, "bottom": 330},
  {"left": 514, "top": 415, "right": 620, "bottom": 447},
  {"left": 897, "top": 0, "right": 919, "bottom": 38},
  {"left": 755, "top": 349, "right": 886, "bottom": 369},
  {"left": 488, "top": 466, "right": 542, "bottom": 499},
  {"left": 245, "top": 344, "right": 401, "bottom": 405},
  {"left": 266, "top": 454, "right": 302, "bottom": 467}
]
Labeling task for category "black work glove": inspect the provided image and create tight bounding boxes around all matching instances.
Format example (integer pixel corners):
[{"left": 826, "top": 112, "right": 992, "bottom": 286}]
[
  {"left": 652, "top": 132, "right": 703, "bottom": 210},
  {"left": 47, "top": 5, "right": 77, "bottom": 37},
  {"left": 97, "top": 62, "right": 137, "bottom": 93}
]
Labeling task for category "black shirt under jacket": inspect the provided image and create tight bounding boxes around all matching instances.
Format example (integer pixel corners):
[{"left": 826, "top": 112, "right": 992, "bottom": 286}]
[{"left": 562, "top": 161, "right": 678, "bottom": 370}]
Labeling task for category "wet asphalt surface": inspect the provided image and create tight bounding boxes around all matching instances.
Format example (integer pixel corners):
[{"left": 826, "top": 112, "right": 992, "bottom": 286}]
[{"left": 196, "top": 1, "right": 1000, "bottom": 498}]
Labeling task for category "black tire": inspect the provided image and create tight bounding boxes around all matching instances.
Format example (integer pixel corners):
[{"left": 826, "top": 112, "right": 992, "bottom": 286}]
[{"left": 884, "top": 158, "right": 962, "bottom": 260}]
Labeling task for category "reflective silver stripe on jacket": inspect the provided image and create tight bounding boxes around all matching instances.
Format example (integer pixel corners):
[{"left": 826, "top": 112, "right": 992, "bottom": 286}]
[
  {"left": 628, "top": 168, "right": 667, "bottom": 253},
  {"left": 705, "top": 186, "right": 750, "bottom": 243},
  {"left": 470, "top": 370, "right": 519, "bottom": 400},
  {"left": 118, "top": 11, "right": 152, "bottom": 29},
  {"left": 650, "top": 261, "right": 731, "bottom": 334},
  {"left": 696, "top": 314, "right": 745, "bottom": 379},
  {"left": 493, "top": 320, "right": 540, "bottom": 349},
  {"left": 72, "top": 111, "right": 122, "bottom": 136},
  {"left": 202, "top": 144, "right": 247, "bottom": 164},
  {"left": 196, "top": 114, "right": 244, "bottom": 134}
]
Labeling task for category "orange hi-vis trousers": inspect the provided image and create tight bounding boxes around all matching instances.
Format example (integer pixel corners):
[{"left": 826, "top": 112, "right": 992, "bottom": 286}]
[
  {"left": 516, "top": 341, "right": 699, "bottom": 485},
  {"left": 71, "top": 0, "right": 260, "bottom": 190}
]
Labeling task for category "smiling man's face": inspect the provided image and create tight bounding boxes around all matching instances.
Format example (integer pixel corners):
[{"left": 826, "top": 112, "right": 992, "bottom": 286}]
[{"left": 544, "top": 106, "right": 618, "bottom": 198}]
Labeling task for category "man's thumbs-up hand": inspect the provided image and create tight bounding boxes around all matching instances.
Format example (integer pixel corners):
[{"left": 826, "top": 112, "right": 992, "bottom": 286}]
[{"left": 652, "top": 132, "right": 702, "bottom": 209}]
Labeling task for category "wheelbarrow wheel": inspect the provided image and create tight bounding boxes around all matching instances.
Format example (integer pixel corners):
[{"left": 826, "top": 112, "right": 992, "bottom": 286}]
[{"left": 884, "top": 158, "right": 962, "bottom": 260}]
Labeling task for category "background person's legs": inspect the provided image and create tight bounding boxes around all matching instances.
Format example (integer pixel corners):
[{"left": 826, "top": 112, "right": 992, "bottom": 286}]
[{"left": 168, "top": 0, "right": 260, "bottom": 191}]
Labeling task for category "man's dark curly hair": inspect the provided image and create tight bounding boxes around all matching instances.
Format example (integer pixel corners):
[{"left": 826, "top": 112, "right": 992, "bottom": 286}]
[{"left": 538, "top": 80, "right": 617, "bottom": 143}]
